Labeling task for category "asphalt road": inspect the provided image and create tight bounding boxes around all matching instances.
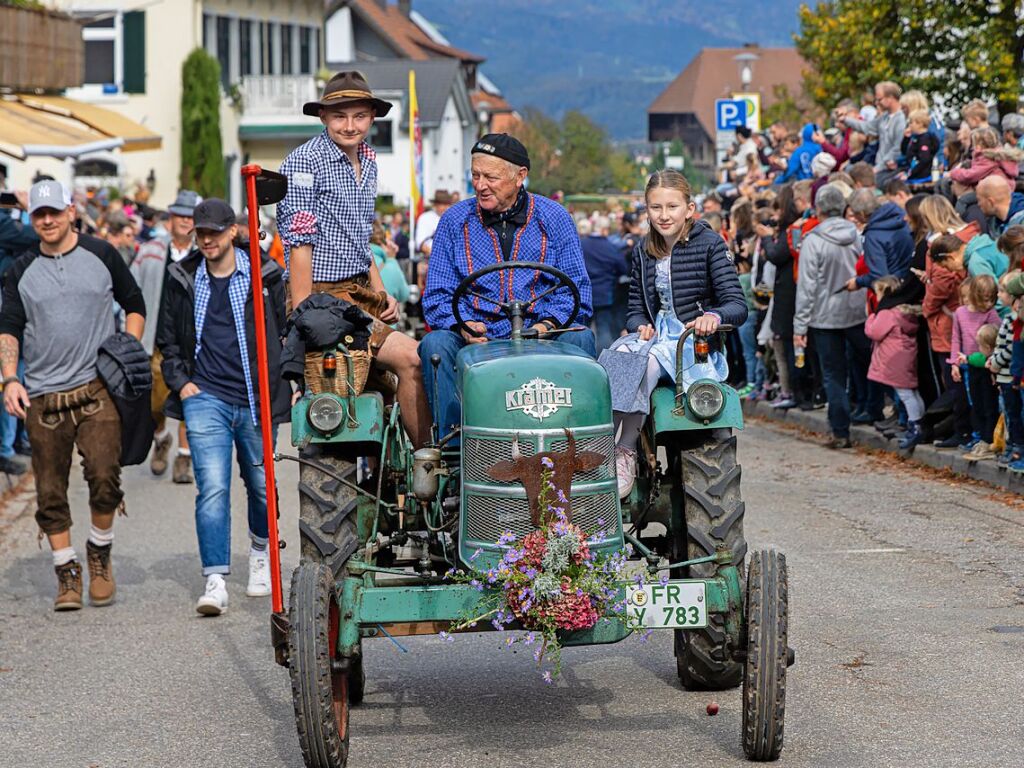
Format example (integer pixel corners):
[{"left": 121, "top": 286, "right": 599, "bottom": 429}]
[{"left": 1, "top": 421, "right": 1023, "bottom": 768}]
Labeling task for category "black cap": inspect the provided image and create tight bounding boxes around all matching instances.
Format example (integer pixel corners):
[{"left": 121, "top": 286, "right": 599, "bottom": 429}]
[
  {"left": 472, "top": 133, "right": 530, "bottom": 170},
  {"left": 192, "top": 198, "right": 236, "bottom": 232}
]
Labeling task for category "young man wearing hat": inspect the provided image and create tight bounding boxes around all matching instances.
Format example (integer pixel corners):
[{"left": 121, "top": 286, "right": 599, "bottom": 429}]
[
  {"left": 419, "top": 133, "right": 595, "bottom": 437},
  {"left": 132, "top": 189, "right": 201, "bottom": 483},
  {"left": 0, "top": 180, "right": 146, "bottom": 611},
  {"left": 157, "top": 198, "right": 290, "bottom": 615},
  {"left": 277, "top": 70, "right": 430, "bottom": 448}
]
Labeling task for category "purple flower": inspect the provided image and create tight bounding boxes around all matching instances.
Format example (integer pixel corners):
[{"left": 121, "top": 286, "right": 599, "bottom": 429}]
[
  {"left": 638, "top": 629, "right": 654, "bottom": 644},
  {"left": 469, "top": 548, "right": 483, "bottom": 562},
  {"left": 534, "top": 647, "right": 543, "bottom": 661},
  {"left": 523, "top": 632, "right": 536, "bottom": 646},
  {"left": 542, "top": 670, "right": 553, "bottom": 684},
  {"left": 633, "top": 573, "right": 645, "bottom": 587},
  {"left": 541, "top": 456, "right": 554, "bottom": 469},
  {"left": 505, "top": 635, "right": 516, "bottom": 646},
  {"left": 557, "top": 488, "right": 568, "bottom": 503},
  {"left": 596, "top": 517, "right": 606, "bottom": 529},
  {"left": 439, "top": 631, "right": 454, "bottom": 643},
  {"left": 470, "top": 579, "right": 484, "bottom": 592},
  {"left": 659, "top": 573, "right": 670, "bottom": 586},
  {"left": 498, "top": 531, "right": 516, "bottom": 546},
  {"left": 491, "top": 619, "right": 505, "bottom": 631}
]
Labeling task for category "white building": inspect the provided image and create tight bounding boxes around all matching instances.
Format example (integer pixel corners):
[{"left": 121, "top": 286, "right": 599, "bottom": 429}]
[{"left": 6, "top": 0, "right": 326, "bottom": 211}]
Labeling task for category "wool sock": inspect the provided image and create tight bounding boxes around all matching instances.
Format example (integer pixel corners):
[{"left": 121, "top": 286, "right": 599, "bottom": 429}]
[
  {"left": 177, "top": 447, "right": 191, "bottom": 457},
  {"left": 52, "top": 547, "right": 77, "bottom": 567},
  {"left": 88, "top": 524, "right": 114, "bottom": 548},
  {"left": 153, "top": 427, "right": 170, "bottom": 441},
  {"left": 250, "top": 538, "right": 268, "bottom": 554}
]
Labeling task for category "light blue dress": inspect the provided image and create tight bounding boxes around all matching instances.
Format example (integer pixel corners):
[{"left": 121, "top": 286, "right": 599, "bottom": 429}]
[{"left": 615, "top": 257, "right": 728, "bottom": 393}]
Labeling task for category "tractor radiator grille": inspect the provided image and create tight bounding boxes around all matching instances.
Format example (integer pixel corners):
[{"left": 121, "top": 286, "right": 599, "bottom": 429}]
[
  {"left": 463, "top": 434, "right": 614, "bottom": 485},
  {"left": 465, "top": 491, "right": 619, "bottom": 544}
]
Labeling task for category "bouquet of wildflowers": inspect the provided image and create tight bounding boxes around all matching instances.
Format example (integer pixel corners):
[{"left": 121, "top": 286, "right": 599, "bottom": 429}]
[{"left": 442, "top": 459, "right": 632, "bottom": 681}]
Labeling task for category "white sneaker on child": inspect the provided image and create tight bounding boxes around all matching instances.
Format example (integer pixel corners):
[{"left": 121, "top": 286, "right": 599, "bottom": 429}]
[
  {"left": 196, "top": 574, "right": 228, "bottom": 616},
  {"left": 246, "top": 551, "right": 272, "bottom": 597},
  {"left": 615, "top": 446, "right": 637, "bottom": 499}
]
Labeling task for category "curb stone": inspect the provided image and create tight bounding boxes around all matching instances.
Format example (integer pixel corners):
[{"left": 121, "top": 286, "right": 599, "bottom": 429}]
[{"left": 742, "top": 399, "right": 1024, "bottom": 494}]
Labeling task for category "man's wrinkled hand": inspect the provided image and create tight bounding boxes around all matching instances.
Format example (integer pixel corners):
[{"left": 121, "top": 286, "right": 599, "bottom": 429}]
[
  {"left": 380, "top": 294, "right": 399, "bottom": 323},
  {"left": 461, "top": 321, "right": 488, "bottom": 344},
  {"left": 3, "top": 380, "right": 29, "bottom": 419}
]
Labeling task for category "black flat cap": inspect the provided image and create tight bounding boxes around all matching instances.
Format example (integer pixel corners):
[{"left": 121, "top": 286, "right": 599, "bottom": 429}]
[
  {"left": 472, "top": 133, "right": 530, "bottom": 170},
  {"left": 193, "top": 198, "right": 236, "bottom": 232}
]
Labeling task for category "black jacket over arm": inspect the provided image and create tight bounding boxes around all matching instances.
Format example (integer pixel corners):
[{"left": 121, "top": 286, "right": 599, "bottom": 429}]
[
  {"left": 156, "top": 252, "right": 290, "bottom": 424},
  {"left": 625, "top": 219, "right": 748, "bottom": 332}
]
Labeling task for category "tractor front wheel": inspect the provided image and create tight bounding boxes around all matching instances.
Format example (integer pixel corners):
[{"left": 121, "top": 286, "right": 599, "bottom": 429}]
[
  {"left": 742, "top": 549, "right": 788, "bottom": 761},
  {"left": 288, "top": 563, "right": 351, "bottom": 768},
  {"left": 673, "top": 434, "right": 747, "bottom": 690}
]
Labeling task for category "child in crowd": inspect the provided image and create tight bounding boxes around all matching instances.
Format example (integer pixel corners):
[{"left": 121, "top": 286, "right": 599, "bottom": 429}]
[
  {"left": 987, "top": 272, "right": 1021, "bottom": 464},
  {"left": 604, "top": 170, "right": 747, "bottom": 497},
  {"left": 951, "top": 275, "right": 1001, "bottom": 459},
  {"left": 900, "top": 110, "right": 940, "bottom": 183},
  {"left": 736, "top": 254, "right": 764, "bottom": 397},
  {"left": 865, "top": 276, "right": 924, "bottom": 449}
]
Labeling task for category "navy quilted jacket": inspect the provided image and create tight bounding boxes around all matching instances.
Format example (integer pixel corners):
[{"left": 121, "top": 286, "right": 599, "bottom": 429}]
[{"left": 625, "top": 219, "right": 748, "bottom": 332}]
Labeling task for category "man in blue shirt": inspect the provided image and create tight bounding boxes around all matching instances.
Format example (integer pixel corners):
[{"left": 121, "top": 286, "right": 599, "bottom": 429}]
[
  {"left": 277, "top": 71, "right": 429, "bottom": 448},
  {"left": 157, "top": 199, "right": 291, "bottom": 616},
  {"left": 580, "top": 215, "right": 630, "bottom": 353},
  {"left": 420, "top": 133, "right": 594, "bottom": 437}
]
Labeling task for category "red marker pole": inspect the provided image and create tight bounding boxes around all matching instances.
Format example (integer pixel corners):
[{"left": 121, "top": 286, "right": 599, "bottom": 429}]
[{"left": 241, "top": 164, "right": 284, "bottom": 616}]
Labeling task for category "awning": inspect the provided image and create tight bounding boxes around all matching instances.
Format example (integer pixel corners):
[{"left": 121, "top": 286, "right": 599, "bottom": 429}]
[{"left": 0, "top": 94, "right": 162, "bottom": 160}]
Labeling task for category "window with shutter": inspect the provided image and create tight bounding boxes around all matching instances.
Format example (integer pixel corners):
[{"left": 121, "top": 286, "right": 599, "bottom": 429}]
[{"left": 122, "top": 11, "right": 146, "bottom": 94}]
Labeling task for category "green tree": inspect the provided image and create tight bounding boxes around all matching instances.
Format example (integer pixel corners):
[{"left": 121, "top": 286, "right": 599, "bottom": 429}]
[
  {"left": 518, "top": 108, "right": 641, "bottom": 195},
  {"left": 796, "top": 0, "right": 1024, "bottom": 116},
  {"left": 180, "top": 49, "right": 224, "bottom": 198}
]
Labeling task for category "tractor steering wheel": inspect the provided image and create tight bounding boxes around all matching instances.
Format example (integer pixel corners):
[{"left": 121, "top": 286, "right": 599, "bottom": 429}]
[{"left": 451, "top": 261, "right": 581, "bottom": 339}]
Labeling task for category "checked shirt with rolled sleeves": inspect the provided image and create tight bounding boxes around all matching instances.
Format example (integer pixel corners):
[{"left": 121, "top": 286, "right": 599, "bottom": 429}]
[{"left": 277, "top": 130, "right": 378, "bottom": 282}]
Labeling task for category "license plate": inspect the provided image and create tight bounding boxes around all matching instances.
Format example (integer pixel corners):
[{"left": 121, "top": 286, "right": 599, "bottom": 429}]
[{"left": 626, "top": 581, "right": 707, "bottom": 629}]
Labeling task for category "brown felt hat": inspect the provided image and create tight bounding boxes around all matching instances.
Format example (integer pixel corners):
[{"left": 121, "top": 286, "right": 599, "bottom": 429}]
[
  {"left": 430, "top": 190, "right": 454, "bottom": 205},
  {"left": 303, "top": 70, "right": 392, "bottom": 117}
]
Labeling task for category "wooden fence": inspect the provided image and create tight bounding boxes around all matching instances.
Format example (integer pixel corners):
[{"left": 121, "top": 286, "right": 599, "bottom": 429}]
[{"left": 0, "top": 5, "right": 83, "bottom": 90}]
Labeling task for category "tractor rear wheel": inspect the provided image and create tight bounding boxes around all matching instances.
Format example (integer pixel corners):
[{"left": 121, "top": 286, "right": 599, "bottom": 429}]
[
  {"left": 289, "top": 563, "right": 351, "bottom": 768},
  {"left": 742, "top": 549, "right": 788, "bottom": 761},
  {"left": 673, "top": 434, "right": 747, "bottom": 690},
  {"left": 298, "top": 447, "right": 360, "bottom": 574}
]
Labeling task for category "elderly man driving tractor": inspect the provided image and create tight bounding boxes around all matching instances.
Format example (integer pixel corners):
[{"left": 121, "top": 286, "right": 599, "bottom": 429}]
[{"left": 419, "top": 133, "right": 595, "bottom": 438}]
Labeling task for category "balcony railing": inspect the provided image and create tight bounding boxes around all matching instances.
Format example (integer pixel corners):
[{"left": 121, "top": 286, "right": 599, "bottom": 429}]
[{"left": 239, "top": 75, "right": 319, "bottom": 117}]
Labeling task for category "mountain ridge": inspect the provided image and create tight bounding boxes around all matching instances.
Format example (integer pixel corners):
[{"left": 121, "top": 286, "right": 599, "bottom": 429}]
[{"left": 415, "top": 0, "right": 804, "bottom": 140}]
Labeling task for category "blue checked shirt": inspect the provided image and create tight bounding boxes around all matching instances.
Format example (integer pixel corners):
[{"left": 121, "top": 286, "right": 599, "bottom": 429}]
[
  {"left": 423, "top": 195, "right": 593, "bottom": 338},
  {"left": 277, "top": 130, "right": 378, "bottom": 282},
  {"left": 194, "top": 248, "right": 258, "bottom": 424}
]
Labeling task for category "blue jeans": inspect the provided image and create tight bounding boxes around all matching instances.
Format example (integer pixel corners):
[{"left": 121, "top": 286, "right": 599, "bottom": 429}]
[
  {"left": 0, "top": 360, "right": 27, "bottom": 458},
  {"left": 419, "top": 328, "right": 596, "bottom": 438},
  {"left": 737, "top": 312, "right": 764, "bottom": 388},
  {"left": 182, "top": 392, "right": 275, "bottom": 576},
  {"left": 810, "top": 327, "right": 855, "bottom": 438}
]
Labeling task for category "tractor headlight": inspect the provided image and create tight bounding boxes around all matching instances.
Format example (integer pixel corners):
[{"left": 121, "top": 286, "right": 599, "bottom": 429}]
[
  {"left": 307, "top": 394, "right": 344, "bottom": 433},
  {"left": 687, "top": 381, "right": 725, "bottom": 420}
]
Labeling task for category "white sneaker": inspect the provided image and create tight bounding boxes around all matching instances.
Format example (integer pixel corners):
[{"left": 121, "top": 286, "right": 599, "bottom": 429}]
[
  {"left": 246, "top": 551, "right": 272, "bottom": 597},
  {"left": 196, "top": 574, "right": 228, "bottom": 616},
  {"left": 615, "top": 446, "right": 637, "bottom": 499}
]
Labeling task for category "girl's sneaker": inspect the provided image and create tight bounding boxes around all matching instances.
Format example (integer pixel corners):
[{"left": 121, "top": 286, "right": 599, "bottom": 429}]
[
  {"left": 736, "top": 383, "right": 755, "bottom": 398},
  {"left": 898, "top": 422, "right": 923, "bottom": 450},
  {"left": 1008, "top": 455, "right": 1024, "bottom": 473},
  {"left": 614, "top": 446, "right": 637, "bottom": 499}
]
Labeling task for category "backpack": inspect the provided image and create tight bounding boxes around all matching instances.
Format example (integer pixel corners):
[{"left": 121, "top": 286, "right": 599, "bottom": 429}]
[{"left": 786, "top": 215, "right": 820, "bottom": 280}]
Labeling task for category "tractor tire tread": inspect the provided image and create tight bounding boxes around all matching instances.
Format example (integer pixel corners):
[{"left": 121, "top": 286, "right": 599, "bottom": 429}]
[
  {"left": 742, "top": 549, "right": 788, "bottom": 761},
  {"left": 299, "top": 454, "right": 360, "bottom": 575},
  {"left": 288, "top": 564, "right": 348, "bottom": 768},
  {"left": 675, "top": 435, "right": 746, "bottom": 691}
]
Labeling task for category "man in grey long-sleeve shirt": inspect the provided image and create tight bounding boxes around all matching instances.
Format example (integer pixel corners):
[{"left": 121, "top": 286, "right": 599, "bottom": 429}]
[{"left": 842, "top": 80, "right": 907, "bottom": 187}]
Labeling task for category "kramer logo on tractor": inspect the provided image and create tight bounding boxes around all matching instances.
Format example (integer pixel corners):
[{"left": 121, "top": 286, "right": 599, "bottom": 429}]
[{"left": 505, "top": 377, "right": 573, "bottom": 420}]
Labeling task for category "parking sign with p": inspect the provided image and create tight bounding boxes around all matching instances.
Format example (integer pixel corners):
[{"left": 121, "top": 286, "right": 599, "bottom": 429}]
[{"left": 715, "top": 99, "right": 747, "bottom": 131}]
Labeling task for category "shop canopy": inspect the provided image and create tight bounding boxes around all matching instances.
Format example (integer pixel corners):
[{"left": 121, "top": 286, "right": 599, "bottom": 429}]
[{"left": 0, "top": 94, "right": 161, "bottom": 160}]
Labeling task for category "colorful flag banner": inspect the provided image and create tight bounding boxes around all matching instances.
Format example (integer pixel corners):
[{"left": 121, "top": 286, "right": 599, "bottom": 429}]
[{"left": 409, "top": 69, "right": 424, "bottom": 244}]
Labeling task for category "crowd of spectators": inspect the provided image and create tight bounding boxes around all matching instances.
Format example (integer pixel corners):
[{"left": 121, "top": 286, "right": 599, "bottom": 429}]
[{"left": 706, "top": 81, "right": 1024, "bottom": 466}]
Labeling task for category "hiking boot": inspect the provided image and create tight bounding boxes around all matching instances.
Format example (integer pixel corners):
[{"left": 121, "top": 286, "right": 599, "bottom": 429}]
[
  {"left": 54, "top": 560, "right": 83, "bottom": 611},
  {"left": 824, "top": 435, "right": 853, "bottom": 450},
  {"left": 172, "top": 453, "right": 193, "bottom": 484},
  {"left": 86, "top": 541, "right": 115, "bottom": 606},
  {"left": 614, "top": 446, "right": 637, "bottom": 499},
  {"left": 898, "top": 421, "right": 923, "bottom": 451},
  {"left": 246, "top": 551, "right": 272, "bottom": 597},
  {"left": 196, "top": 575, "right": 228, "bottom": 616},
  {"left": 150, "top": 432, "right": 173, "bottom": 476},
  {"left": 0, "top": 456, "right": 26, "bottom": 476}
]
